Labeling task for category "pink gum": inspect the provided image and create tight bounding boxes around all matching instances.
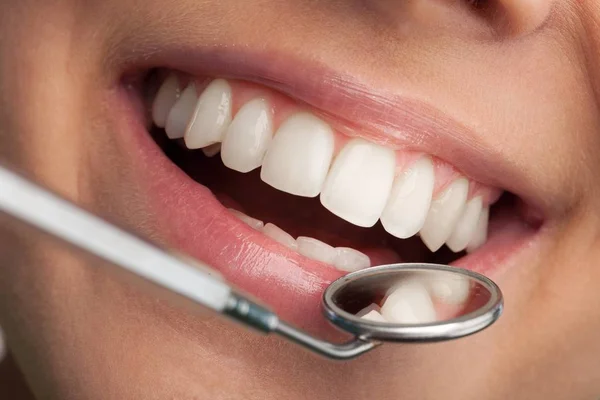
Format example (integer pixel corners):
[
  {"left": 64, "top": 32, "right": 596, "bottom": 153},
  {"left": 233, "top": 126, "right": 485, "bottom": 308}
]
[{"left": 190, "top": 76, "right": 501, "bottom": 206}]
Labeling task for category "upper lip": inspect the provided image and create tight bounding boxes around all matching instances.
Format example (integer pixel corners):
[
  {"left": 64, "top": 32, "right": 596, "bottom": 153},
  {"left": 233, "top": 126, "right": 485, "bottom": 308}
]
[{"left": 131, "top": 48, "right": 544, "bottom": 215}]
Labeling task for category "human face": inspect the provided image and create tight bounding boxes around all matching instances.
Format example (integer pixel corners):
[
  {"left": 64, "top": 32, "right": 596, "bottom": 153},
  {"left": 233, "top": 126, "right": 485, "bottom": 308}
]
[{"left": 1, "top": 0, "right": 599, "bottom": 398}]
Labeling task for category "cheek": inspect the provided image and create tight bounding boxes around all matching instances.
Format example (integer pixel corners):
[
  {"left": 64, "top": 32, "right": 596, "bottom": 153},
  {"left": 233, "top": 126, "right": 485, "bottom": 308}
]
[{"left": 462, "top": 43, "right": 598, "bottom": 209}]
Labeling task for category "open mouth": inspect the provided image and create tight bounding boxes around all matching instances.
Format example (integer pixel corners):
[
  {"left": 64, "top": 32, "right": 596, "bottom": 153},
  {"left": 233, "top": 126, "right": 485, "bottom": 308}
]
[{"left": 113, "top": 61, "right": 544, "bottom": 327}]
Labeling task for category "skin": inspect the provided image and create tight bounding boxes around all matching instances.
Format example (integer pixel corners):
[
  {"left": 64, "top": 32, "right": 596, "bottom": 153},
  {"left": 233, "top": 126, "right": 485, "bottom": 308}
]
[{"left": 1, "top": 0, "right": 600, "bottom": 398}]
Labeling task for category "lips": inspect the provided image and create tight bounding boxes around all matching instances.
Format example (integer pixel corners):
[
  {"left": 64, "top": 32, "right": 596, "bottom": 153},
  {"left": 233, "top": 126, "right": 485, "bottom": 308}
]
[{"left": 112, "top": 51, "right": 542, "bottom": 331}]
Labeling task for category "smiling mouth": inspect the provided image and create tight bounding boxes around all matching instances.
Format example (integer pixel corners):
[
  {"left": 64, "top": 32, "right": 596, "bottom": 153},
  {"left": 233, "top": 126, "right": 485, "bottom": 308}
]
[
  {"left": 136, "top": 68, "right": 541, "bottom": 269},
  {"left": 113, "top": 58, "right": 542, "bottom": 326}
]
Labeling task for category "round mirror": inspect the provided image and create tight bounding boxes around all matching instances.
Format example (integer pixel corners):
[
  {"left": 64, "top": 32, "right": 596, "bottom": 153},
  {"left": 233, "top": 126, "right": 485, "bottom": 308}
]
[{"left": 322, "top": 263, "right": 503, "bottom": 342}]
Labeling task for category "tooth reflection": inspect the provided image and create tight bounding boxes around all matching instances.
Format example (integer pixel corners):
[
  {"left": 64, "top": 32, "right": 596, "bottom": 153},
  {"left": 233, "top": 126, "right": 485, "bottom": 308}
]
[
  {"left": 360, "top": 310, "right": 386, "bottom": 323},
  {"left": 357, "top": 303, "right": 386, "bottom": 323},
  {"left": 426, "top": 274, "right": 471, "bottom": 305},
  {"left": 380, "top": 279, "right": 437, "bottom": 324}
]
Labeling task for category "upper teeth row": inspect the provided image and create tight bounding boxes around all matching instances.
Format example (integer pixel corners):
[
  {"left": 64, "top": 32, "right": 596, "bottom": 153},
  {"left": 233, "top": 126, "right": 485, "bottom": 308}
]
[{"left": 152, "top": 75, "right": 490, "bottom": 253}]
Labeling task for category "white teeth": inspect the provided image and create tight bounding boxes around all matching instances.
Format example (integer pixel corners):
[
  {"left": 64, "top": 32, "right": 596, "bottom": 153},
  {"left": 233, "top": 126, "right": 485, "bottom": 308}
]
[
  {"left": 202, "top": 143, "right": 222, "bottom": 157},
  {"left": 380, "top": 279, "right": 437, "bottom": 324},
  {"left": 153, "top": 76, "right": 491, "bottom": 254},
  {"left": 333, "top": 247, "right": 371, "bottom": 272},
  {"left": 360, "top": 310, "right": 386, "bottom": 322},
  {"left": 426, "top": 274, "right": 471, "bottom": 305},
  {"left": 466, "top": 207, "right": 489, "bottom": 253},
  {"left": 320, "top": 139, "right": 395, "bottom": 227},
  {"left": 381, "top": 157, "right": 435, "bottom": 239},
  {"left": 228, "top": 208, "right": 264, "bottom": 230},
  {"left": 152, "top": 74, "right": 181, "bottom": 128},
  {"left": 165, "top": 84, "right": 198, "bottom": 139},
  {"left": 260, "top": 113, "right": 334, "bottom": 197},
  {"left": 221, "top": 98, "right": 273, "bottom": 173},
  {"left": 419, "top": 178, "right": 469, "bottom": 252},
  {"left": 262, "top": 223, "right": 297, "bottom": 250},
  {"left": 184, "top": 79, "right": 232, "bottom": 149},
  {"left": 356, "top": 303, "right": 381, "bottom": 317},
  {"left": 242, "top": 216, "right": 369, "bottom": 271},
  {"left": 446, "top": 196, "right": 483, "bottom": 253},
  {"left": 357, "top": 304, "right": 386, "bottom": 322},
  {"left": 296, "top": 236, "right": 337, "bottom": 264}
]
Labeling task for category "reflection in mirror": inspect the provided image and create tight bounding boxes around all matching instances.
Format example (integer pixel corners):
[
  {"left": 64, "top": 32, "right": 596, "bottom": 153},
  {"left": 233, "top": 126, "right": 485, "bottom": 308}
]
[{"left": 331, "top": 269, "right": 491, "bottom": 325}]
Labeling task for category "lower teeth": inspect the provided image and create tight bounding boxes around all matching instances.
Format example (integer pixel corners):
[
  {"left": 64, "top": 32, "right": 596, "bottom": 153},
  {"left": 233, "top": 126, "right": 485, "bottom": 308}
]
[
  {"left": 228, "top": 208, "right": 372, "bottom": 272},
  {"left": 228, "top": 208, "right": 264, "bottom": 230}
]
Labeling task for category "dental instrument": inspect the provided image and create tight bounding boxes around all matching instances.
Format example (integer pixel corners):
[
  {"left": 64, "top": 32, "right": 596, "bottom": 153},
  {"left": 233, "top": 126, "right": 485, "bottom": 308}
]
[{"left": 0, "top": 165, "right": 503, "bottom": 360}]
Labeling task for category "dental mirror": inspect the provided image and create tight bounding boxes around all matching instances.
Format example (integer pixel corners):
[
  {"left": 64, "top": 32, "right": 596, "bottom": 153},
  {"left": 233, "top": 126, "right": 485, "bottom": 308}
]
[
  {"left": 0, "top": 164, "right": 503, "bottom": 361},
  {"left": 322, "top": 263, "right": 502, "bottom": 342}
]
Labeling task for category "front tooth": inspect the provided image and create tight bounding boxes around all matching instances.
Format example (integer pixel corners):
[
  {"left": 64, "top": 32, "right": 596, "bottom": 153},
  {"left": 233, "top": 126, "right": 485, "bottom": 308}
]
[
  {"left": 446, "top": 196, "right": 483, "bottom": 252},
  {"left": 228, "top": 208, "right": 264, "bottom": 230},
  {"left": 320, "top": 139, "right": 395, "bottom": 227},
  {"left": 380, "top": 279, "right": 437, "bottom": 324},
  {"left": 202, "top": 143, "right": 222, "bottom": 157},
  {"left": 296, "top": 236, "right": 337, "bottom": 264},
  {"left": 184, "top": 79, "right": 232, "bottom": 149},
  {"left": 152, "top": 74, "right": 181, "bottom": 128},
  {"left": 333, "top": 247, "right": 370, "bottom": 272},
  {"left": 419, "top": 178, "right": 469, "bottom": 252},
  {"left": 260, "top": 113, "right": 334, "bottom": 197},
  {"left": 165, "top": 84, "right": 198, "bottom": 139},
  {"left": 262, "top": 223, "right": 297, "bottom": 250},
  {"left": 466, "top": 207, "right": 489, "bottom": 253},
  {"left": 221, "top": 98, "right": 273, "bottom": 173},
  {"left": 381, "top": 157, "right": 435, "bottom": 239}
]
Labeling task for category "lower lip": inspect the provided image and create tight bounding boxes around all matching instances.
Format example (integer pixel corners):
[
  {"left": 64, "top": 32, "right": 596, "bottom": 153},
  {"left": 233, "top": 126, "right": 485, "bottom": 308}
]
[{"left": 111, "top": 83, "right": 540, "bottom": 333}]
